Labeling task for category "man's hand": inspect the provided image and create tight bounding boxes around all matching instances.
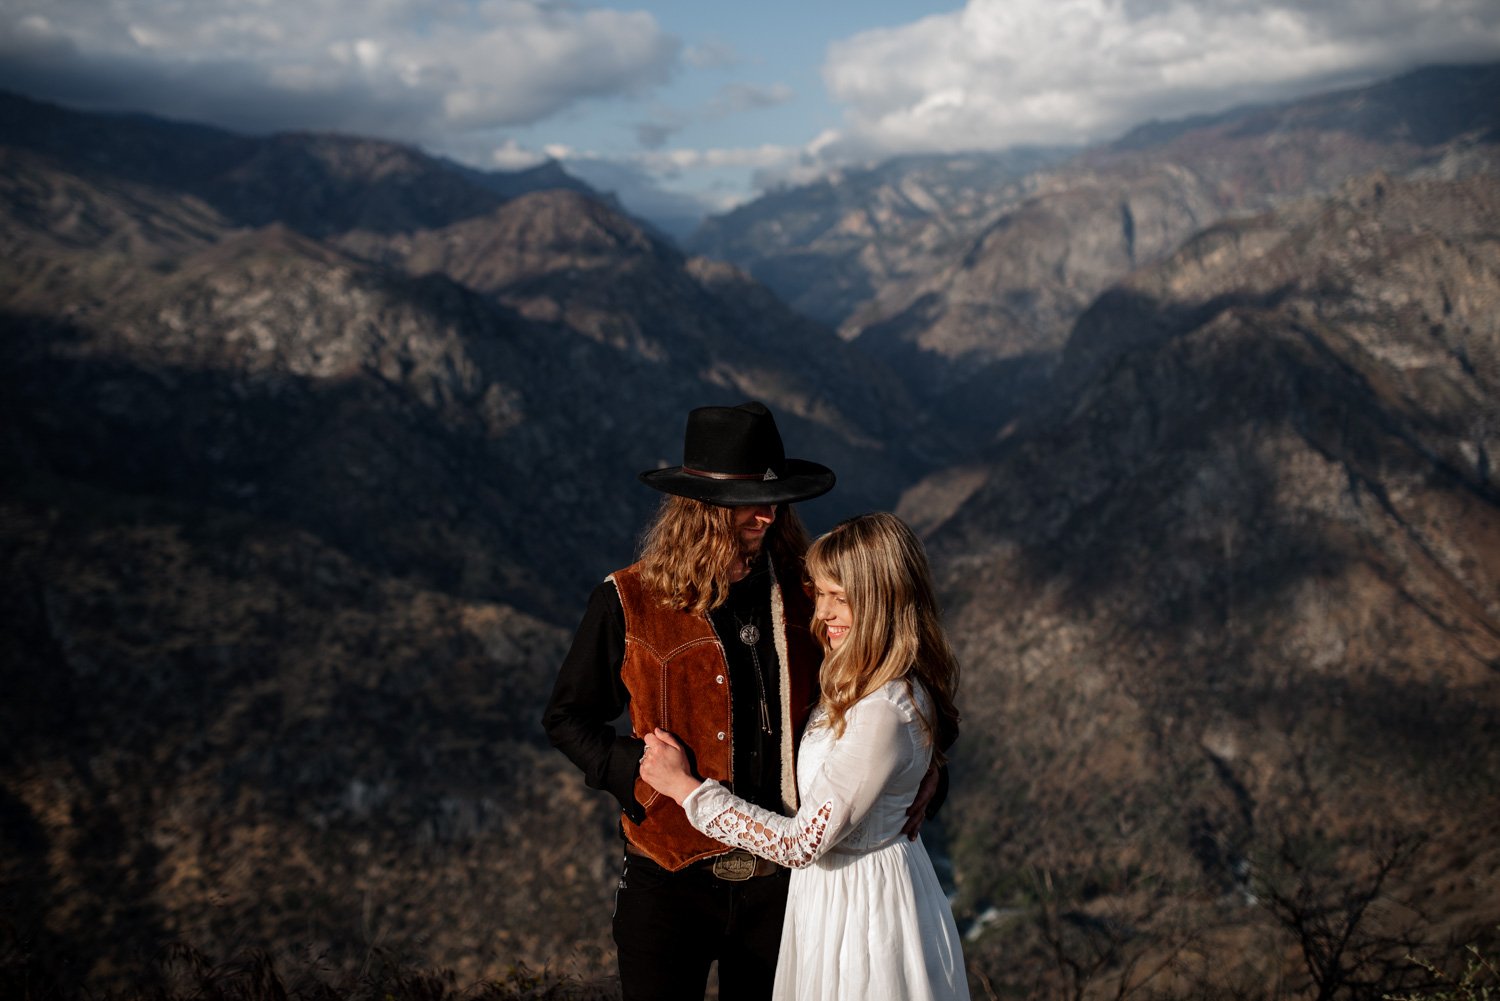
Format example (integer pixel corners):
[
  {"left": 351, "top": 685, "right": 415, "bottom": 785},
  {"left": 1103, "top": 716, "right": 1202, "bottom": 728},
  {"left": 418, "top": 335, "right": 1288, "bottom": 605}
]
[
  {"left": 640, "top": 728, "right": 704, "bottom": 805},
  {"left": 901, "top": 762, "right": 941, "bottom": 840}
]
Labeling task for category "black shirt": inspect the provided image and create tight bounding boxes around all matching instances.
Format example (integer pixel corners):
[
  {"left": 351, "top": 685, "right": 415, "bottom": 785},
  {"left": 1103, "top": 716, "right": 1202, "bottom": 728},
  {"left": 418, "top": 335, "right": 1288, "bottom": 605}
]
[
  {"left": 707, "top": 557, "right": 783, "bottom": 812},
  {"left": 541, "top": 557, "right": 789, "bottom": 824}
]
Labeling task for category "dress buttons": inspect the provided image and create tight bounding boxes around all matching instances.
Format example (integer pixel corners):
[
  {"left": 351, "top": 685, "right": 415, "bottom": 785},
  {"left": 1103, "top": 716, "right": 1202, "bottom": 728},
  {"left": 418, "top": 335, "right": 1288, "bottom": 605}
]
[
  {"left": 716, "top": 731, "right": 726, "bottom": 741},
  {"left": 716, "top": 675, "right": 725, "bottom": 684}
]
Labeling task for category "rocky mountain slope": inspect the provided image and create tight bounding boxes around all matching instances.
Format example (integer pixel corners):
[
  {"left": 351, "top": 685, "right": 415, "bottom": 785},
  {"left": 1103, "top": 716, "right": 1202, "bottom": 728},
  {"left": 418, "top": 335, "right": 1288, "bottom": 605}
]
[
  {"left": 0, "top": 90, "right": 593, "bottom": 237},
  {"left": 0, "top": 93, "right": 926, "bottom": 991},
  {"left": 4, "top": 74, "right": 1500, "bottom": 999},
  {"left": 910, "top": 171, "right": 1500, "bottom": 996},
  {"left": 687, "top": 147, "right": 1072, "bottom": 330},
  {"left": 694, "top": 63, "right": 1500, "bottom": 445}
]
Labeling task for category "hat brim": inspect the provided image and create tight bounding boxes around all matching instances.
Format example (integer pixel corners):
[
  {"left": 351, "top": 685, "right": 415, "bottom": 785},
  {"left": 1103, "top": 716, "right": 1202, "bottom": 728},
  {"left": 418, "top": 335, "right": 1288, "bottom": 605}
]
[{"left": 638, "top": 458, "right": 835, "bottom": 506}]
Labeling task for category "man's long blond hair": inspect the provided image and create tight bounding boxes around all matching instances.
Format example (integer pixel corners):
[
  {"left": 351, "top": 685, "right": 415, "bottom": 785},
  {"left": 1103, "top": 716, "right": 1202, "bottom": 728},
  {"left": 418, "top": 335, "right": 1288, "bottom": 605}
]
[
  {"left": 807, "top": 513, "right": 960, "bottom": 758},
  {"left": 637, "top": 495, "right": 811, "bottom": 614}
]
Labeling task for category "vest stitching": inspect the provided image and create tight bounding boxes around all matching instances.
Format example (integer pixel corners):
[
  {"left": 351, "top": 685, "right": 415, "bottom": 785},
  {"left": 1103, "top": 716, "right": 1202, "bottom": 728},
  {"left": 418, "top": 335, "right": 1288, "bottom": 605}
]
[{"left": 609, "top": 562, "right": 816, "bottom": 871}]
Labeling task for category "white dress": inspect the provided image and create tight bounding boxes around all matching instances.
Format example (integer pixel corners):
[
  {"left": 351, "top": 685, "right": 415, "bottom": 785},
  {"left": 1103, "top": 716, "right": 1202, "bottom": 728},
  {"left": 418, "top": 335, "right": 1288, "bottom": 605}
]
[{"left": 682, "top": 680, "right": 970, "bottom": 1001}]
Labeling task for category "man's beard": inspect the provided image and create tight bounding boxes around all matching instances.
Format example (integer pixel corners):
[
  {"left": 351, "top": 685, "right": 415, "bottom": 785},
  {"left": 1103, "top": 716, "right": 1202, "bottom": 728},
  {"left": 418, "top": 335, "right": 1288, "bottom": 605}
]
[{"left": 740, "top": 533, "right": 766, "bottom": 560}]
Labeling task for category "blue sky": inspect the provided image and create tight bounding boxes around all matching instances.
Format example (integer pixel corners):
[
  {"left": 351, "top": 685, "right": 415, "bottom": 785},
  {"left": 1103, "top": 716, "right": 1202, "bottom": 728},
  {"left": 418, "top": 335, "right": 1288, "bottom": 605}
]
[
  {"left": 490, "top": 1, "right": 963, "bottom": 219},
  {"left": 2, "top": 0, "right": 1499, "bottom": 229}
]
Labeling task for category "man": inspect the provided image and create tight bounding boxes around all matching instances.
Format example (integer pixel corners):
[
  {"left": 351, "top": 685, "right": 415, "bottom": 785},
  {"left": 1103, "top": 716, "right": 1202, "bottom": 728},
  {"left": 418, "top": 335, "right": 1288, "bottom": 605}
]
[{"left": 543, "top": 401, "right": 936, "bottom": 1001}]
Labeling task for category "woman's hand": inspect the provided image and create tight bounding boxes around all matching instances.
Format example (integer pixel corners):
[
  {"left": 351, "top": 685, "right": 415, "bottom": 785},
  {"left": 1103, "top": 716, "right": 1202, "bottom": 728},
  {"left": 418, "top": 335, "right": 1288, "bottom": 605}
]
[{"left": 639, "top": 728, "right": 703, "bottom": 805}]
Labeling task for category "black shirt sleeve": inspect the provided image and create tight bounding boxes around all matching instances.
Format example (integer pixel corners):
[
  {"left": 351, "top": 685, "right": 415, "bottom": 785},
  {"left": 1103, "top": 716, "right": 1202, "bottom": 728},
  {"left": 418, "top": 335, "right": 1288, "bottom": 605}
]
[{"left": 540, "top": 581, "right": 647, "bottom": 823}]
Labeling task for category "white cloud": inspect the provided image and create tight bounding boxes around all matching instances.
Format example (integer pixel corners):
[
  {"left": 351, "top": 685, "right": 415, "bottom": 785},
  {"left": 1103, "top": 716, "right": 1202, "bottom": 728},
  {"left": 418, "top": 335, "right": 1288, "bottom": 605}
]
[
  {"left": 4, "top": 0, "right": 1497, "bottom": 218},
  {"left": 489, "top": 138, "right": 550, "bottom": 170},
  {"left": 818, "top": 0, "right": 1500, "bottom": 160},
  {"left": 632, "top": 143, "right": 803, "bottom": 176},
  {"left": 517, "top": 139, "right": 799, "bottom": 183},
  {"left": 504, "top": 140, "right": 805, "bottom": 220},
  {"left": 0, "top": 0, "right": 680, "bottom": 139}
]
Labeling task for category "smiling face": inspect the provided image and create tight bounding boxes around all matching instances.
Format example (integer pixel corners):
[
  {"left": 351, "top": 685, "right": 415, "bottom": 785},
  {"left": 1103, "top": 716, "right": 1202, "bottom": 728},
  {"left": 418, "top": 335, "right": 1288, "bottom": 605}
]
[
  {"left": 813, "top": 575, "right": 852, "bottom": 650},
  {"left": 732, "top": 503, "right": 776, "bottom": 556}
]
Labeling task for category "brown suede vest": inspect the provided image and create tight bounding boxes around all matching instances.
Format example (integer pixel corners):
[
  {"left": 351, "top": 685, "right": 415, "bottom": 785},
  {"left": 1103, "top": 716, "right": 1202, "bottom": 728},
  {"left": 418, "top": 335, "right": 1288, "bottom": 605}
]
[{"left": 612, "top": 558, "right": 821, "bottom": 871}]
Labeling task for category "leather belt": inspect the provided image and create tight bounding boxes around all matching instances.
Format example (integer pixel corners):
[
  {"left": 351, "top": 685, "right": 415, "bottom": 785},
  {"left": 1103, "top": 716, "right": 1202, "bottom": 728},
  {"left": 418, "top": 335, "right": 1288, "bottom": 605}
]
[
  {"left": 625, "top": 844, "right": 780, "bottom": 881},
  {"left": 705, "top": 848, "right": 780, "bottom": 880}
]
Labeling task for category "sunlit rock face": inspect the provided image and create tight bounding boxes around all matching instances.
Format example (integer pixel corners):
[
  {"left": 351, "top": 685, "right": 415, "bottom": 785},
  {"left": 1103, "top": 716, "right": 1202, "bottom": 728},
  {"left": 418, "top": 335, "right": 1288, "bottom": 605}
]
[
  {"left": 909, "top": 171, "right": 1500, "bottom": 995},
  {"left": 2, "top": 60, "right": 1499, "bottom": 997},
  {"left": 0, "top": 89, "right": 923, "bottom": 990},
  {"left": 692, "top": 63, "right": 1500, "bottom": 448}
]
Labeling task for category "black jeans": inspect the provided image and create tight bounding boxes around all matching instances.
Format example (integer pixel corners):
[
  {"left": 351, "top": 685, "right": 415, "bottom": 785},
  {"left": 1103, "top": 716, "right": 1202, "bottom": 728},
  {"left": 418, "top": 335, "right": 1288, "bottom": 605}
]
[{"left": 612, "top": 850, "right": 790, "bottom": 1001}]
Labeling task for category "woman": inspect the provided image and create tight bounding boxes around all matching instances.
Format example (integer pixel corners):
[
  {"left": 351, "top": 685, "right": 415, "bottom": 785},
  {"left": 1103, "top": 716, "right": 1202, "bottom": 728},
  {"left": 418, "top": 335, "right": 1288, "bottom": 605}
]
[{"left": 641, "top": 512, "right": 969, "bottom": 1001}]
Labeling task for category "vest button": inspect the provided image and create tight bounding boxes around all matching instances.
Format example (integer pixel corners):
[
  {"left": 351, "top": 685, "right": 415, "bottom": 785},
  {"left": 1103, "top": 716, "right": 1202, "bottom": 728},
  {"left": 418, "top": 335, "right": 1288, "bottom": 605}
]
[
  {"left": 716, "top": 731, "right": 726, "bottom": 741},
  {"left": 716, "top": 675, "right": 724, "bottom": 684}
]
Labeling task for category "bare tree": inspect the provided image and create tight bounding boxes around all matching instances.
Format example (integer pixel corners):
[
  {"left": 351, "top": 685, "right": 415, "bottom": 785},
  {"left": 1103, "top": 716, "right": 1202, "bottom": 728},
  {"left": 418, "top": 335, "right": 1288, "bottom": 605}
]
[
  {"left": 1253, "top": 829, "right": 1429, "bottom": 1000},
  {"left": 1027, "top": 866, "right": 1205, "bottom": 1001}
]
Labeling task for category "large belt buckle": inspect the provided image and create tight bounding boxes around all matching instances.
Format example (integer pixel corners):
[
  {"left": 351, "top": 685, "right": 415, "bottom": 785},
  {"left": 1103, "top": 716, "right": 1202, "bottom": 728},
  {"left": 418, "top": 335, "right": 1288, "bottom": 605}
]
[{"left": 710, "top": 849, "right": 758, "bottom": 881}]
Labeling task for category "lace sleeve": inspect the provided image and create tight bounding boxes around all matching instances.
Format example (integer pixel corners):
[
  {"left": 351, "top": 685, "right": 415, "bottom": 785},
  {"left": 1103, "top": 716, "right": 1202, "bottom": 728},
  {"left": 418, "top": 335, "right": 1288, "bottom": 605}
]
[{"left": 681, "top": 696, "right": 911, "bottom": 868}]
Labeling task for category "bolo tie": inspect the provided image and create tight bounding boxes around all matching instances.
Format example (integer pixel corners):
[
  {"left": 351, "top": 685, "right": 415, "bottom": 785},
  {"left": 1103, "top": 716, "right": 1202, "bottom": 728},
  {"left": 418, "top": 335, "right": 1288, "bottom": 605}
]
[{"left": 736, "top": 615, "right": 774, "bottom": 735}]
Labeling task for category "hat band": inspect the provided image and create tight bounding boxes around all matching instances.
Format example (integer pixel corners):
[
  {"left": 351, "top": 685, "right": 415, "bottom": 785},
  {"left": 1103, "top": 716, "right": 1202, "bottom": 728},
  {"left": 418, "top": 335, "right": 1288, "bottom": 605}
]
[{"left": 681, "top": 465, "right": 775, "bottom": 481}]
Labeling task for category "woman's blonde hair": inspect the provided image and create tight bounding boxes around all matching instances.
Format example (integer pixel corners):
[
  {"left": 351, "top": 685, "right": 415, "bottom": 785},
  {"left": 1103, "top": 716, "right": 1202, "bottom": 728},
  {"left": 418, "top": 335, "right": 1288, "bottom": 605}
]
[
  {"left": 637, "top": 495, "right": 810, "bottom": 614},
  {"left": 807, "top": 512, "right": 960, "bottom": 758}
]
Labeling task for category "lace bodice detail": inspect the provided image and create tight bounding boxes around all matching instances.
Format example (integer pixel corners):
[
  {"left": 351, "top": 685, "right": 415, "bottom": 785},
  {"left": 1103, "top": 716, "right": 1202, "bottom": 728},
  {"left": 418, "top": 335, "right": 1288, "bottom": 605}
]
[{"left": 681, "top": 680, "right": 933, "bottom": 868}]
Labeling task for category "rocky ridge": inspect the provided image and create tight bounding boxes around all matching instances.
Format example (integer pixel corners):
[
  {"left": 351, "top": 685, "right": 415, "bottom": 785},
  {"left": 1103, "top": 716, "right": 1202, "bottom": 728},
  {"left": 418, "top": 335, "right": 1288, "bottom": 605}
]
[
  {"left": 695, "top": 63, "right": 1500, "bottom": 446},
  {"left": 911, "top": 171, "right": 1500, "bottom": 995},
  {"left": 687, "top": 147, "right": 1072, "bottom": 331},
  {"left": 3, "top": 73, "right": 1500, "bottom": 999},
  {"left": 0, "top": 92, "right": 925, "bottom": 991}
]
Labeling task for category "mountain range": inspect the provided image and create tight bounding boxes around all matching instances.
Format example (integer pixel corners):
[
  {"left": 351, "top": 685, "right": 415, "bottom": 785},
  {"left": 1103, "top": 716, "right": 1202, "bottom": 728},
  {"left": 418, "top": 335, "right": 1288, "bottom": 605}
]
[
  {"left": 690, "top": 62, "right": 1500, "bottom": 449},
  {"left": 0, "top": 87, "right": 926, "bottom": 990},
  {"left": 921, "top": 169, "right": 1500, "bottom": 994},
  {"left": 2, "top": 61, "right": 1498, "bottom": 998}
]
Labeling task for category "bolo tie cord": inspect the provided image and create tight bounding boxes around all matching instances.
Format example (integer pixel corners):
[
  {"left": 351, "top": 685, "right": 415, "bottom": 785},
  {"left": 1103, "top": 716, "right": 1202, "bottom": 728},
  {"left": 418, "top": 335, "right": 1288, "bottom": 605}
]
[{"left": 736, "top": 617, "right": 774, "bottom": 735}]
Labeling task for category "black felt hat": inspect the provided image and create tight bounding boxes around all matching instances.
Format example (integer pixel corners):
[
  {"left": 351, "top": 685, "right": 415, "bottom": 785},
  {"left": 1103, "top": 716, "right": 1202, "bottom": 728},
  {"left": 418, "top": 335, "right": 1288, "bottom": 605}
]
[{"left": 638, "top": 402, "right": 836, "bottom": 506}]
